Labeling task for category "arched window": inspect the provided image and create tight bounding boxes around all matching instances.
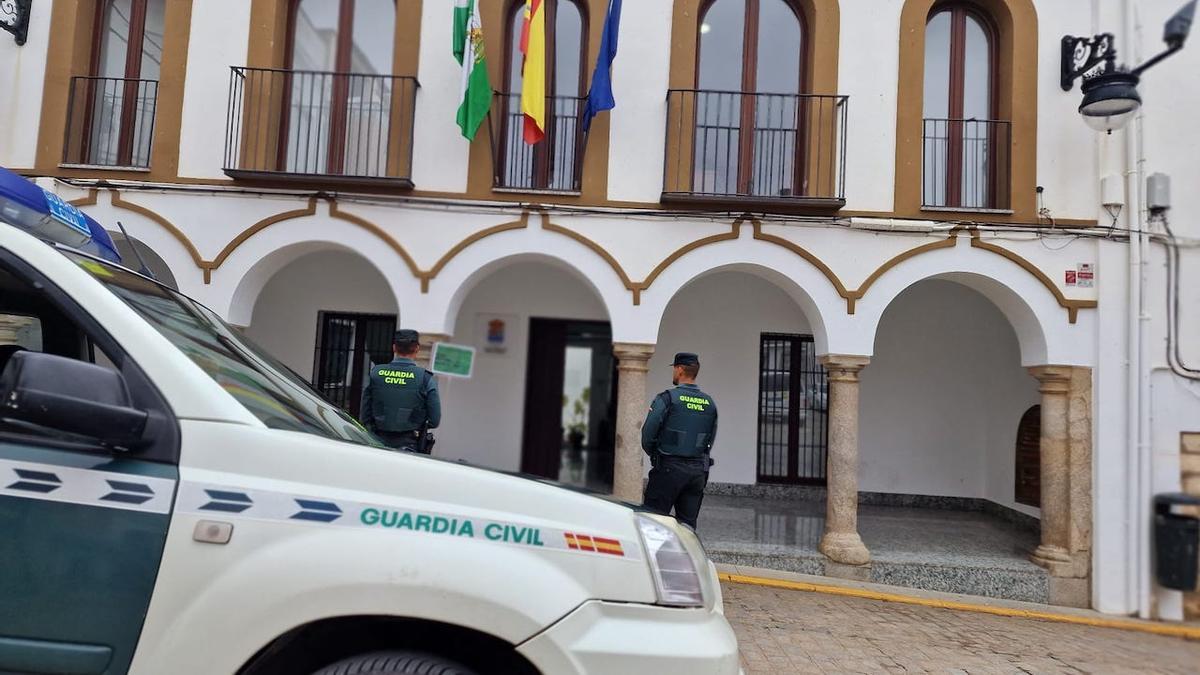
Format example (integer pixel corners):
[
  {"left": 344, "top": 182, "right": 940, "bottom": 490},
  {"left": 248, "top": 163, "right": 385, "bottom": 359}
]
[
  {"left": 283, "top": 0, "right": 397, "bottom": 176},
  {"left": 692, "top": 0, "right": 808, "bottom": 197},
  {"left": 922, "top": 4, "right": 1004, "bottom": 209},
  {"left": 497, "top": 0, "right": 588, "bottom": 192},
  {"left": 77, "top": 0, "right": 165, "bottom": 167}
]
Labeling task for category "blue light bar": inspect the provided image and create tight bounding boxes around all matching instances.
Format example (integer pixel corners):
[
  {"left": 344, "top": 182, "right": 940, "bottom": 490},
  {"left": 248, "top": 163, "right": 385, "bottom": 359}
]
[{"left": 0, "top": 167, "right": 121, "bottom": 263}]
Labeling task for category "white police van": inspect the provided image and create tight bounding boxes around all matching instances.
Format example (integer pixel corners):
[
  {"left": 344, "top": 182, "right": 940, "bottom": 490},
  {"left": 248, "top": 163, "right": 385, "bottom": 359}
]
[{"left": 0, "top": 170, "right": 741, "bottom": 675}]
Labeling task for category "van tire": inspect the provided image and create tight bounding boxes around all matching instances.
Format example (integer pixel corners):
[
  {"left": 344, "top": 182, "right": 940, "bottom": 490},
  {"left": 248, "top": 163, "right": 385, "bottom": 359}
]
[{"left": 312, "top": 651, "right": 478, "bottom": 675}]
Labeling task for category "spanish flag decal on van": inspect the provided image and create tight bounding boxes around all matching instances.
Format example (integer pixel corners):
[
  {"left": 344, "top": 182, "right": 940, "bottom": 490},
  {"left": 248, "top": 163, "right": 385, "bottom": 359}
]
[{"left": 565, "top": 532, "right": 624, "bottom": 556}]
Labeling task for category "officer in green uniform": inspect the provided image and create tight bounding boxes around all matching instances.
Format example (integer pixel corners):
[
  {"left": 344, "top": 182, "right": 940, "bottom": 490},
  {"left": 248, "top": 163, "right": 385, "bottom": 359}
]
[
  {"left": 361, "top": 329, "right": 441, "bottom": 453},
  {"left": 641, "top": 352, "right": 718, "bottom": 529}
]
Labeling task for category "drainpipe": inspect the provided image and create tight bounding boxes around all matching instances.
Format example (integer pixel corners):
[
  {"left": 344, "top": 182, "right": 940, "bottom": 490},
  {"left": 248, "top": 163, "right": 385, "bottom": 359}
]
[{"left": 1121, "top": 0, "right": 1153, "bottom": 620}]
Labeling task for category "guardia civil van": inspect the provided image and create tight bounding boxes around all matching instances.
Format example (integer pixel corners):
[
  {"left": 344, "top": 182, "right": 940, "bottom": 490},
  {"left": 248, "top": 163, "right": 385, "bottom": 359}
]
[{"left": 0, "top": 174, "right": 740, "bottom": 675}]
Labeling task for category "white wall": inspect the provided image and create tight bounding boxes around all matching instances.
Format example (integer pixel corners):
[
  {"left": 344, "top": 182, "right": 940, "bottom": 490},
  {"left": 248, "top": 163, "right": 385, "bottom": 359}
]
[
  {"left": 0, "top": 2, "right": 52, "bottom": 168},
  {"left": 605, "top": 0, "right": 672, "bottom": 203},
  {"left": 177, "top": 0, "right": 252, "bottom": 178},
  {"left": 841, "top": 0, "right": 902, "bottom": 212},
  {"left": 860, "top": 280, "right": 1040, "bottom": 510},
  {"left": 436, "top": 262, "right": 608, "bottom": 470},
  {"left": 648, "top": 272, "right": 813, "bottom": 485},
  {"left": 411, "top": 0, "right": 470, "bottom": 192},
  {"left": 244, "top": 250, "right": 398, "bottom": 379}
]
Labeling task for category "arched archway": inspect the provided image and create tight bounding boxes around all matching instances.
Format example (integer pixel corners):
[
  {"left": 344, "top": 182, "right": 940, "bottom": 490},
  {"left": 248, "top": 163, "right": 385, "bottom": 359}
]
[
  {"left": 422, "top": 225, "right": 631, "bottom": 341},
  {"left": 635, "top": 237, "right": 848, "bottom": 355},
  {"left": 239, "top": 246, "right": 400, "bottom": 416},
  {"left": 849, "top": 276, "right": 1048, "bottom": 597},
  {"left": 652, "top": 266, "right": 827, "bottom": 487},
  {"left": 850, "top": 242, "right": 1093, "bottom": 367},
  {"left": 863, "top": 278, "right": 1040, "bottom": 513},
  {"left": 217, "top": 223, "right": 418, "bottom": 329},
  {"left": 436, "top": 257, "right": 617, "bottom": 492}
]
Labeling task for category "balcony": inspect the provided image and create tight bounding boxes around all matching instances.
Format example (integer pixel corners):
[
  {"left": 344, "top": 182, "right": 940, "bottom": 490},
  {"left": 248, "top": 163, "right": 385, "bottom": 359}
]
[
  {"left": 922, "top": 118, "right": 1012, "bottom": 212},
  {"left": 62, "top": 76, "right": 159, "bottom": 170},
  {"left": 223, "top": 67, "right": 418, "bottom": 188},
  {"left": 663, "top": 90, "right": 847, "bottom": 209},
  {"left": 491, "top": 93, "right": 586, "bottom": 194}
]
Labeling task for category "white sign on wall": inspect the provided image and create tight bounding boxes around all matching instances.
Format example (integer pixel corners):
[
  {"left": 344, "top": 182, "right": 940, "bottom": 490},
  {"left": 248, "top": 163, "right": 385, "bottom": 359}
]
[{"left": 1076, "top": 263, "right": 1094, "bottom": 288}]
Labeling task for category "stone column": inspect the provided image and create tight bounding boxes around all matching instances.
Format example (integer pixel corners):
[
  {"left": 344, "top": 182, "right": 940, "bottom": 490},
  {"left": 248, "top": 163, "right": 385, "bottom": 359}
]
[
  {"left": 1182, "top": 433, "right": 1200, "bottom": 620},
  {"left": 818, "top": 355, "right": 871, "bottom": 566},
  {"left": 415, "top": 333, "right": 451, "bottom": 370},
  {"left": 1029, "top": 365, "right": 1073, "bottom": 570},
  {"left": 612, "top": 342, "right": 655, "bottom": 502}
]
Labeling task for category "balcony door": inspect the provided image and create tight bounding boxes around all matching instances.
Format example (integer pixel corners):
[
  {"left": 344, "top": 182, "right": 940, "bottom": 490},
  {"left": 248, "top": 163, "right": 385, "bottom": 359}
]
[
  {"left": 498, "top": 0, "right": 587, "bottom": 192},
  {"left": 284, "top": 0, "right": 396, "bottom": 176},
  {"left": 76, "top": 0, "right": 164, "bottom": 167},
  {"left": 922, "top": 5, "right": 1004, "bottom": 208},
  {"left": 695, "top": 0, "right": 805, "bottom": 197}
]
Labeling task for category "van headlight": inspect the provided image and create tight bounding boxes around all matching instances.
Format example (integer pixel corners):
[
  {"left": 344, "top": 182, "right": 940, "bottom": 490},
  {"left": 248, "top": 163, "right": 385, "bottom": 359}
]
[{"left": 636, "top": 514, "right": 705, "bottom": 607}]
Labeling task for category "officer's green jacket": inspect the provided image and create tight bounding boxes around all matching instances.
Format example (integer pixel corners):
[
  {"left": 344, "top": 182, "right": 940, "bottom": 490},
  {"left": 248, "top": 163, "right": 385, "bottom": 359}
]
[
  {"left": 641, "top": 383, "right": 718, "bottom": 458},
  {"left": 360, "top": 357, "right": 441, "bottom": 434}
]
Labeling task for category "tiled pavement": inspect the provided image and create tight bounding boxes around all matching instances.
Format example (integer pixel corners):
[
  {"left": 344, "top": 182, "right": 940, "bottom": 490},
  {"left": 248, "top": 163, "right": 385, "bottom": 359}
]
[{"left": 722, "top": 580, "right": 1200, "bottom": 674}]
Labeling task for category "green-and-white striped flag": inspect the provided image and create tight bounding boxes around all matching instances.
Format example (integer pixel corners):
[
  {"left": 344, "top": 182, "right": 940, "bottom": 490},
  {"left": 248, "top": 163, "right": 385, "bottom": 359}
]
[{"left": 453, "top": 0, "right": 491, "bottom": 141}]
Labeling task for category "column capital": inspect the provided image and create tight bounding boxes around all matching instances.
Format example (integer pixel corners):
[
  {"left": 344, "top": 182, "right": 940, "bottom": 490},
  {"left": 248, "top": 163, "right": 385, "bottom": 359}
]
[
  {"left": 1028, "top": 365, "right": 1072, "bottom": 394},
  {"left": 819, "top": 354, "right": 870, "bottom": 382},
  {"left": 613, "top": 342, "right": 655, "bottom": 370}
]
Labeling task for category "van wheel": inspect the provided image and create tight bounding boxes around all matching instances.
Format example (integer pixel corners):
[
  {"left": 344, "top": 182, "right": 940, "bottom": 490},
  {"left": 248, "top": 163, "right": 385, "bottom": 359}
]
[{"left": 312, "top": 651, "right": 477, "bottom": 675}]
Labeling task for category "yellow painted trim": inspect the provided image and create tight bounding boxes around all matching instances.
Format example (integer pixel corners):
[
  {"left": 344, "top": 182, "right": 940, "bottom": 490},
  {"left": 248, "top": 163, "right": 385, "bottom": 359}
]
[
  {"left": 67, "top": 189, "right": 98, "bottom": 207},
  {"left": 71, "top": 186, "right": 1099, "bottom": 325},
  {"left": 719, "top": 572, "right": 1200, "bottom": 640},
  {"left": 206, "top": 197, "right": 319, "bottom": 282},
  {"left": 111, "top": 190, "right": 208, "bottom": 273},
  {"left": 329, "top": 200, "right": 422, "bottom": 278},
  {"left": 419, "top": 213, "right": 531, "bottom": 292},
  {"left": 968, "top": 230, "right": 1097, "bottom": 323}
]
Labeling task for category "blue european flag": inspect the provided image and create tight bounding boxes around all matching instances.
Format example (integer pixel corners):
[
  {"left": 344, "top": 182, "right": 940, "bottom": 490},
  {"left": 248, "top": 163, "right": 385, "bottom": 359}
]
[{"left": 583, "top": 0, "right": 622, "bottom": 132}]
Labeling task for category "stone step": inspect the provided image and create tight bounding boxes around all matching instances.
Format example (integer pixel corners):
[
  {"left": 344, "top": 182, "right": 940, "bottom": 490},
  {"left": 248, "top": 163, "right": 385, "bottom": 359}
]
[{"left": 707, "top": 546, "right": 1050, "bottom": 604}]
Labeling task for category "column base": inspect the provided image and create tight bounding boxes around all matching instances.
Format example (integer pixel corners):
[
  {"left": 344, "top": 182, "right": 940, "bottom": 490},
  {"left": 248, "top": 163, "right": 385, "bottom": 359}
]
[
  {"left": 1030, "top": 544, "right": 1072, "bottom": 569},
  {"left": 819, "top": 531, "right": 871, "bottom": 566}
]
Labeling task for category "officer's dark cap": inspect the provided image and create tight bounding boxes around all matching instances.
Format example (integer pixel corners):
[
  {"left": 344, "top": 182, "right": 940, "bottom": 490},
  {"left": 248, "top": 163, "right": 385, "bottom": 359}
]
[
  {"left": 394, "top": 329, "right": 420, "bottom": 344},
  {"left": 671, "top": 352, "right": 700, "bottom": 367}
]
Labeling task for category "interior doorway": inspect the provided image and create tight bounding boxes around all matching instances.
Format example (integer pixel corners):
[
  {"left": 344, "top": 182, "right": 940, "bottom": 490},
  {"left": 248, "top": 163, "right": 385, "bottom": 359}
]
[{"left": 521, "top": 318, "right": 617, "bottom": 492}]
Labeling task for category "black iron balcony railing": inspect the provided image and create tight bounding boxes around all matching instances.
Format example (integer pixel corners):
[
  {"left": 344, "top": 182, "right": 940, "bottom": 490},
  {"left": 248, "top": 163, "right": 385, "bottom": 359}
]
[
  {"left": 491, "top": 93, "right": 586, "bottom": 193},
  {"left": 922, "top": 118, "right": 1012, "bottom": 211},
  {"left": 223, "top": 66, "right": 418, "bottom": 186},
  {"left": 63, "top": 76, "right": 158, "bottom": 169},
  {"left": 663, "top": 90, "right": 847, "bottom": 207}
]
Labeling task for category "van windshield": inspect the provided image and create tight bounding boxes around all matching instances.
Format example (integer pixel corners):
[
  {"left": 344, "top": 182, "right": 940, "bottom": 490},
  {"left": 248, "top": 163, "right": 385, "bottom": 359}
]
[{"left": 64, "top": 251, "right": 382, "bottom": 448}]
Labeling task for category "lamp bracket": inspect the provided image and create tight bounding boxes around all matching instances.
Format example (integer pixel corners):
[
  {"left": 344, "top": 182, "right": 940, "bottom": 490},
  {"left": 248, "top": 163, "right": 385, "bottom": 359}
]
[
  {"left": 1061, "top": 33, "right": 1118, "bottom": 91},
  {"left": 0, "top": 0, "right": 31, "bottom": 46}
]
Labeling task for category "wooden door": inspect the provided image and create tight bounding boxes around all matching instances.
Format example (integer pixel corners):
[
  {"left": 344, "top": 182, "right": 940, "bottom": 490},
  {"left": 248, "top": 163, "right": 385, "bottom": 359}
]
[{"left": 521, "top": 318, "right": 569, "bottom": 478}]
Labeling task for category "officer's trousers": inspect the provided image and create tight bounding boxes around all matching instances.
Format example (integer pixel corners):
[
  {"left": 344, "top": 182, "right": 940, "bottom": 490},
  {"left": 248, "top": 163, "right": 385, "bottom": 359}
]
[{"left": 643, "top": 455, "right": 709, "bottom": 529}]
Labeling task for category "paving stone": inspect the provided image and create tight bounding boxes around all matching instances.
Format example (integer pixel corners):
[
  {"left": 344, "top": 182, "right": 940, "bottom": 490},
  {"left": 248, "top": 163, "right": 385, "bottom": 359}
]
[{"left": 722, "top": 581, "right": 1200, "bottom": 674}]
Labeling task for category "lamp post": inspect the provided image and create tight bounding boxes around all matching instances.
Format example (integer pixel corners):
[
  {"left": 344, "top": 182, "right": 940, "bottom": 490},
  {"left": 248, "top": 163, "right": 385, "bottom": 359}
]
[{"left": 1062, "top": 0, "right": 1196, "bottom": 132}]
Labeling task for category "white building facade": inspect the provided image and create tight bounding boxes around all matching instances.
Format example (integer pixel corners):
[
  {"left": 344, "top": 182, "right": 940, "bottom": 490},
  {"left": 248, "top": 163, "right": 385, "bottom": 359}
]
[{"left": 1, "top": 0, "right": 1198, "bottom": 619}]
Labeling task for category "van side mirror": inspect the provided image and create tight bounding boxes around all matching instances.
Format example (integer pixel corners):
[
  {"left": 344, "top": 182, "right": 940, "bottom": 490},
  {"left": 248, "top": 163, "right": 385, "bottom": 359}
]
[{"left": 0, "top": 351, "right": 148, "bottom": 450}]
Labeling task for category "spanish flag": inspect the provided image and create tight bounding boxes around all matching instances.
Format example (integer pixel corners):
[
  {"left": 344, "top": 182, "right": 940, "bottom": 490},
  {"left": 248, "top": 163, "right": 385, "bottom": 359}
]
[{"left": 519, "top": 0, "right": 546, "bottom": 144}]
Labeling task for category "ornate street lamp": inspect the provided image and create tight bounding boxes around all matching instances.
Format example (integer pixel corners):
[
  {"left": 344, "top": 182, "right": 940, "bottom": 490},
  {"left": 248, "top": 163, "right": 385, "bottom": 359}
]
[
  {"left": 1062, "top": 0, "right": 1196, "bottom": 132},
  {"left": 0, "top": 0, "right": 32, "bottom": 46}
]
